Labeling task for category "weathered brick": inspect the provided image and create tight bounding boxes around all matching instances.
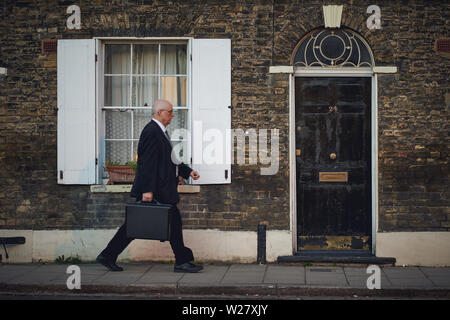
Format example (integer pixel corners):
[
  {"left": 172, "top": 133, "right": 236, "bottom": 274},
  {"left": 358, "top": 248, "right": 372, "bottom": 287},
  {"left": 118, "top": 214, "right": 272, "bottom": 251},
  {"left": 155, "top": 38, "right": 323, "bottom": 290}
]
[{"left": 0, "top": 0, "right": 448, "bottom": 234}]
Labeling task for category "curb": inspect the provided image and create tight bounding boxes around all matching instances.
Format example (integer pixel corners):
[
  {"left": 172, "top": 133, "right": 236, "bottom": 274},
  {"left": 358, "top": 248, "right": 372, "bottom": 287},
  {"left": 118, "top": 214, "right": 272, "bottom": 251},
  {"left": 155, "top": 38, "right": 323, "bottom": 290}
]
[{"left": 1, "top": 283, "right": 449, "bottom": 299}]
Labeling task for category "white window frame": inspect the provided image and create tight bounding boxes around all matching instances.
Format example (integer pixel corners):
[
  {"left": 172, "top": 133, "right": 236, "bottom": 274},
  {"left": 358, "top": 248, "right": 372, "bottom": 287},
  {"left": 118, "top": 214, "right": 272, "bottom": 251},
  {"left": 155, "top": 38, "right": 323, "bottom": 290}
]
[
  {"left": 95, "top": 37, "right": 193, "bottom": 184},
  {"left": 58, "top": 37, "right": 231, "bottom": 185}
]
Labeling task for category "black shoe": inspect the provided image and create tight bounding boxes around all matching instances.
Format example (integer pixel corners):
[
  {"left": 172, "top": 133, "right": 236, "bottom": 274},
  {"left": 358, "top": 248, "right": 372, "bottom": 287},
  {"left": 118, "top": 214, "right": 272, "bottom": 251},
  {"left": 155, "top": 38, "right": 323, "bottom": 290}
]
[
  {"left": 174, "top": 262, "right": 203, "bottom": 273},
  {"left": 96, "top": 254, "right": 123, "bottom": 272}
]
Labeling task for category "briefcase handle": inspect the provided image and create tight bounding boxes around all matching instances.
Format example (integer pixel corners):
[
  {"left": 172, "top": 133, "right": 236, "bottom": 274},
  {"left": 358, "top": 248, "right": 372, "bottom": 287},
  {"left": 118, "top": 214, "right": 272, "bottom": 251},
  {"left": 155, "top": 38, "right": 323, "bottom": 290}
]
[{"left": 135, "top": 199, "right": 169, "bottom": 206}]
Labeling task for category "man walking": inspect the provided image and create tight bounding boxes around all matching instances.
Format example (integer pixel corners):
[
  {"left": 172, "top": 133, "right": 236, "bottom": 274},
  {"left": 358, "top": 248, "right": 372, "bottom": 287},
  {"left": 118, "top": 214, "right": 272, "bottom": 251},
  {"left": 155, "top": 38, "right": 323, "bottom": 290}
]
[{"left": 97, "top": 99, "right": 203, "bottom": 273}]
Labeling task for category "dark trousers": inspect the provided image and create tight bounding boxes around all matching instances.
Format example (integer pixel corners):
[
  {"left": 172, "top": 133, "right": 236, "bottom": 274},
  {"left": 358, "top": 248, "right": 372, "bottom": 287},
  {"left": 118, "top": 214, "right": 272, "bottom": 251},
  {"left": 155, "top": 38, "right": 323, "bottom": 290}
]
[{"left": 100, "top": 205, "right": 194, "bottom": 265}]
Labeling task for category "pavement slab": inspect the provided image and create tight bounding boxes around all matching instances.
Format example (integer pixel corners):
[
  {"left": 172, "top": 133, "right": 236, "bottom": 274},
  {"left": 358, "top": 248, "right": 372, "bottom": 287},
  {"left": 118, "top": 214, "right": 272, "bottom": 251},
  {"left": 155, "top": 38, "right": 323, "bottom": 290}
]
[
  {"left": 221, "top": 264, "right": 267, "bottom": 284},
  {"left": 178, "top": 265, "right": 228, "bottom": 285},
  {"left": 137, "top": 264, "right": 184, "bottom": 284},
  {"left": 0, "top": 263, "right": 449, "bottom": 297},
  {"left": 264, "top": 265, "right": 305, "bottom": 284},
  {"left": 382, "top": 267, "right": 426, "bottom": 278},
  {"left": 305, "top": 266, "right": 348, "bottom": 287}
]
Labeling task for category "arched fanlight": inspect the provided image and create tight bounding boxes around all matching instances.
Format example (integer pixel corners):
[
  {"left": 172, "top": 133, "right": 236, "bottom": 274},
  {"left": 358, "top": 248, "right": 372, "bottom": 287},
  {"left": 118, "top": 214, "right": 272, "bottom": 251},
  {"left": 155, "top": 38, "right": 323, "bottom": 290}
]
[{"left": 292, "top": 27, "right": 374, "bottom": 68}]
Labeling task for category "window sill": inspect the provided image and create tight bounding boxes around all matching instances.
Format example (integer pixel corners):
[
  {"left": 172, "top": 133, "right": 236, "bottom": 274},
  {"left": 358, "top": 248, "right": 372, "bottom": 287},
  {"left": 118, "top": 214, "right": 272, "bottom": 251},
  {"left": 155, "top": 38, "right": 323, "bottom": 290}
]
[{"left": 90, "top": 184, "right": 200, "bottom": 194}]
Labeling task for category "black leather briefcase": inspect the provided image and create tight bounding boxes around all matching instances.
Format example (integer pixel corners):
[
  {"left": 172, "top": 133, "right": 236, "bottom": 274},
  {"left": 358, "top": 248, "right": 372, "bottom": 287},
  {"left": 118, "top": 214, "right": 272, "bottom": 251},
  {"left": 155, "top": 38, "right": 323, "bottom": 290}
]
[{"left": 125, "top": 201, "right": 173, "bottom": 241}]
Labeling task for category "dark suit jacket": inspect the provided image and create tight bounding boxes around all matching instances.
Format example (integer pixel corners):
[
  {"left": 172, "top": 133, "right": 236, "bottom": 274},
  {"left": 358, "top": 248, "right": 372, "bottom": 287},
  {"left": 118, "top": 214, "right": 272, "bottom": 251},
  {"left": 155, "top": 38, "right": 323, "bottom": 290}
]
[{"left": 131, "top": 119, "right": 192, "bottom": 204}]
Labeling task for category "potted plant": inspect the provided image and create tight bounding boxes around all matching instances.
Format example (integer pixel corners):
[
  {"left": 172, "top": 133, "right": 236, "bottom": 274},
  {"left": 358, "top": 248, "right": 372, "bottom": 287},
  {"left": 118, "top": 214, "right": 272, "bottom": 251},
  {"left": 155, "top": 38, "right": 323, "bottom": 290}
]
[{"left": 105, "top": 161, "right": 137, "bottom": 185}]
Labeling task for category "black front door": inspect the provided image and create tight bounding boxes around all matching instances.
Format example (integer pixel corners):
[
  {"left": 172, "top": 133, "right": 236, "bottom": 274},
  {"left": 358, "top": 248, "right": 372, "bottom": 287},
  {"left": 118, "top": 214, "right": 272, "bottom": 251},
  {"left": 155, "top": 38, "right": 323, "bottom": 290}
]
[{"left": 295, "top": 77, "right": 372, "bottom": 251}]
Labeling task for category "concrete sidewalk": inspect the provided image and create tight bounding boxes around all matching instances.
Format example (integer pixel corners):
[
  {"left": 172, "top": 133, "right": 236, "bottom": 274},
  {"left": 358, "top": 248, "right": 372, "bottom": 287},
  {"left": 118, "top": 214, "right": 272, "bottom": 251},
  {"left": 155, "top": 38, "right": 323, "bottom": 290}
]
[{"left": 1, "top": 263, "right": 449, "bottom": 298}]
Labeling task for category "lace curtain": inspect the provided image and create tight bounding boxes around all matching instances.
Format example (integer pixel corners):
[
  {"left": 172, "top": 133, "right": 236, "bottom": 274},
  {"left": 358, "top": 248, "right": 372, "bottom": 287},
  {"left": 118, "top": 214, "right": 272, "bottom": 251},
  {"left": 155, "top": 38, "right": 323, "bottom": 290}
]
[{"left": 104, "top": 44, "right": 188, "bottom": 165}]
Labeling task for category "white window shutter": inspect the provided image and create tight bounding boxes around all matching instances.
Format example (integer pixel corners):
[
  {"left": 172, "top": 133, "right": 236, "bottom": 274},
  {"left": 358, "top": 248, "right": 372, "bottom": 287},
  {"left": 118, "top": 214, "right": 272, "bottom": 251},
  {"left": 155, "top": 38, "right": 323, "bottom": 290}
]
[
  {"left": 191, "top": 39, "right": 231, "bottom": 184},
  {"left": 57, "top": 39, "right": 96, "bottom": 184}
]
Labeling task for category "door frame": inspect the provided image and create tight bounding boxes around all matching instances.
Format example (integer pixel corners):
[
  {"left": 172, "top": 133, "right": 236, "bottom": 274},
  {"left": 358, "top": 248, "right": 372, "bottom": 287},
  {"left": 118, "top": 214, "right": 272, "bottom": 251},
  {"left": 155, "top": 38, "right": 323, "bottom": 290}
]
[{"left": 289, "top": 68, "right": 378, "bottom": 255}]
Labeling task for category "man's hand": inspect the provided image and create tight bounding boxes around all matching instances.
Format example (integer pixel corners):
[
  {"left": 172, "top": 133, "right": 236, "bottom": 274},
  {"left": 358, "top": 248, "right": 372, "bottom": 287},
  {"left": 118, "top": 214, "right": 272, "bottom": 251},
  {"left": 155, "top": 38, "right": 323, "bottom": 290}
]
[
  {"left": 142, "top": 192, "right": 154, "bottom": 202},
  {"left": 190, "top": 170, "right": 200, "bottom": 180}
]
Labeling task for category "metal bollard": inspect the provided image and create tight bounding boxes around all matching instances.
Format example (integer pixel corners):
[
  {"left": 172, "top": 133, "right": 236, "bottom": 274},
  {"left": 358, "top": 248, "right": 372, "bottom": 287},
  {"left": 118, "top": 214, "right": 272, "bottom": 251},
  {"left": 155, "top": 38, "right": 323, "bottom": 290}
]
[{"left": 257, "top": 222, "right": 268, "bottom": 264}]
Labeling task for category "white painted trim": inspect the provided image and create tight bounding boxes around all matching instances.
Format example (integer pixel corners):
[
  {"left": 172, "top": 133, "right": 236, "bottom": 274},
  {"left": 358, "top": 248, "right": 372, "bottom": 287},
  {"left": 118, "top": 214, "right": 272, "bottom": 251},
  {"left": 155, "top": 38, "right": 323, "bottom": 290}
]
[
  {"left": 289, "top": 74, "right": 297, "bottom": 254},
  {"left": 0, "top": 229, "right": 291, "bottom": 264},
  {"left": 96, "top": 39, "right": 103, "bottom": 185},
  {"left": 90, "top": 184, "right": 132, "bottom": 193},
  {"left": 294, "top": 67, "right": 373, "bottom": 76},
  {"left": 293, "top": 67, "right": 397, "bottom": 75},
  {"left": 269, "top": 66, "right": 294, "bottom": 74},
  {"left": 373, "top": 66, "right": 397, "bottom": 74},
  {"left": 93, "top": 37, "right": 193, "bottom": 41},
  {"left": 290, "top": 70, "right": 377, "bottom": 254},
  {"left": 187, "top": 38, "right": 193, "bottom": 176},
  {"left": 377, "top": 232, "right": 450, "bottom": 266},
  {"left": 371, "top": 74, "right": 379, "bottom": 254},
  {"left": 89, "top": 184, "right": 200, "bottom": 193},
  {"left": 191, "top": 39, "right": 232, "bottom": 184},
  {"left": 323, "top": 5, "right": 343, "bottom": 28},
  {"left": 57, "top": 39, "right": 97, "bottom": 184},
  {"left": 2, "top": 229, "right": 449, "bottom": 266},
  {"left": 96, "top": 38, "right": 194, "bottom": 182}
]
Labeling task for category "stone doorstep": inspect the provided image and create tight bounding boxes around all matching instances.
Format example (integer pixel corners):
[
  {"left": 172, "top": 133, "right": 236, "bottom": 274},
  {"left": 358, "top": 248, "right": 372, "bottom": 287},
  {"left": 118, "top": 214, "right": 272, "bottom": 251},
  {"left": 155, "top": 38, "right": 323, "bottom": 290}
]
[{"left": 278, "top": 254, "right": 396, "bottom": 265}]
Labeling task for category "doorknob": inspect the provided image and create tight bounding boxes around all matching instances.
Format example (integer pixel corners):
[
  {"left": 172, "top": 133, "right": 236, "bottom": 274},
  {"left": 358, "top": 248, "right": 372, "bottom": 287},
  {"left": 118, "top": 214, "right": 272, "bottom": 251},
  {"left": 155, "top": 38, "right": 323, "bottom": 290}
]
[{"left": 330, "top": 153, "right": 337, "bottom": 160}]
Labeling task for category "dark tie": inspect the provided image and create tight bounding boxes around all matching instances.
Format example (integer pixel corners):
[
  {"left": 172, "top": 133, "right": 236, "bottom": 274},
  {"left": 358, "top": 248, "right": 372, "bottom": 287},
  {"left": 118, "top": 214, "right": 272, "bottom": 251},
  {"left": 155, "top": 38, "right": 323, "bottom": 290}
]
[
  {"left": 164, "top": 130, "right": 170, "bottom": 142},
  {"left": 164, "top": 130, "right": 172, "bottom": 145}
]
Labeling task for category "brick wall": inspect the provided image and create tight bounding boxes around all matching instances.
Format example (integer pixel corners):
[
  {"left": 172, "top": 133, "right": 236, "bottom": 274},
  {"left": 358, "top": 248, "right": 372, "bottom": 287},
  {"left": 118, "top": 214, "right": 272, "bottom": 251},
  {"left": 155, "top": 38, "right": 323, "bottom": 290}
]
[{"left": 0, "top": 0, "right": 448, "bottom": 232}]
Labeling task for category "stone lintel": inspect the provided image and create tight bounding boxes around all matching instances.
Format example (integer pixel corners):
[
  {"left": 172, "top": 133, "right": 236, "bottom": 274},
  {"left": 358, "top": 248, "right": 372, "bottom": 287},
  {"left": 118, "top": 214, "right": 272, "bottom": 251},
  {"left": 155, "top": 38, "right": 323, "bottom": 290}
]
[
  {"left": 269, "top": 66, "right": 294, "bottom": 74},
  {"left": 373, "top": 66, "right": 398, "bottom": 74}
]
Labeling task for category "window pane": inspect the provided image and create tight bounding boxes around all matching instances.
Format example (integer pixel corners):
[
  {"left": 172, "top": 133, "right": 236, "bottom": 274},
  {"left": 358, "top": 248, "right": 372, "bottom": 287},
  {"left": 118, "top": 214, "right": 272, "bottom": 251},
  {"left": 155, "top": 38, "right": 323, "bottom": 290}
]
[
  {"left": 104, "top": 42, "right": 191, "bottom": 180},
  {"left": 133, "top": 109, "right": 153, "bottom": 140},
  {"left": 161, "top": 44, "right": 187, "bottom": 75},
  {"left": 105, "top": 140, "right": 133, "bottom": 165},
  {"left": 171, "top": 140, "right": 189, "bottom": 164},
  {"left": 133, "top": 141, "right": 138, "bottom": 164},
  {"left": 132, "top": 76, "right": 158, "bottom": 107},
  {"left": 133, "top": 109, "right": 188, "bottom": 143},
  {"left": 105, "top": 44, "right": 130, "bottom": 74},
  {"left": 104, "top": 76, "right": 130, "bottom": 106},
  {"left": 167, "top": 109, "right": 188, "bottom": 138},
  {"left": 105, "top": 110, "right": 132, "bottom": 139},
  {"left": 133, "top": 44, "right": 158, "bottom": 74},
  {"left": 161, "top": 76, "right": 187, "bottom": 106}
]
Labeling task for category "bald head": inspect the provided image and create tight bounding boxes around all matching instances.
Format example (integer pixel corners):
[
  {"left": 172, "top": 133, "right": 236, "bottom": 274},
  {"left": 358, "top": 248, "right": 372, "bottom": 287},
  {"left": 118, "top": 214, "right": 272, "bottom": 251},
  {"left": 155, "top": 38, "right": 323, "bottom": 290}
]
[
  {"left": 152, "top": 100, "right": 172, "bottom": 115},
  {"left": 152, "top": 100, "right": 174, "bottom": 127}
]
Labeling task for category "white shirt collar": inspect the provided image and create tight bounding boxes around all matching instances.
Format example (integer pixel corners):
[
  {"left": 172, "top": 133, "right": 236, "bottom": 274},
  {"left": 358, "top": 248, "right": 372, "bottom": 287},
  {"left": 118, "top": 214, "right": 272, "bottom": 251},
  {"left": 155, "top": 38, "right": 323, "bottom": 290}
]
[{"left": 152, "top": 118, "right": 166, "bottom": 133}]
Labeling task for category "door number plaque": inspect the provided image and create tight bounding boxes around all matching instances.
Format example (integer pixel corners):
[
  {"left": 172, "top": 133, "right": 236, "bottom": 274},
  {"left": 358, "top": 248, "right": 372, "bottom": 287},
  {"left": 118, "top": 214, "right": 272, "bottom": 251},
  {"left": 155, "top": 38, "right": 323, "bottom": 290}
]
[{"left": 319, "top": 172, "right": 348, "bottom": 182}]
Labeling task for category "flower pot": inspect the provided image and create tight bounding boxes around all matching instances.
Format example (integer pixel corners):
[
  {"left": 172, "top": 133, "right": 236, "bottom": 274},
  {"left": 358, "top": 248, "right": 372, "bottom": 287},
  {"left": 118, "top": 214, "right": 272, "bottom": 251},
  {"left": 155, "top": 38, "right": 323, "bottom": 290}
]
[{"left": 105, "top": 166, "right": 136, "bottom": 185}]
